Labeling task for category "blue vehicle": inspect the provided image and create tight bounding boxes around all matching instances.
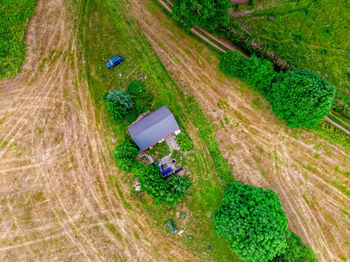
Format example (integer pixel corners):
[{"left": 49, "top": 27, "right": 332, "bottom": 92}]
[{"left": 106, "top": 56, "right": 123, "bottom": 69}]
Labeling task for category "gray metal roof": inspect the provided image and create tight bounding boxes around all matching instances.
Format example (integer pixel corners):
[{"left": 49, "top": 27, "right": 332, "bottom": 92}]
[{"left": 128, "top": 106, "right": 180, "bottom": 151}]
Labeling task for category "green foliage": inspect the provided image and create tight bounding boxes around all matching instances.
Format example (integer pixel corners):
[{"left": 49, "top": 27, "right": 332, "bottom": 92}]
[
  {"left": 113, "top": 142, "right": 139, "bottom": 172},
  {"left": 219, "top": 51, "right": 245, "bottom": 78},
  {"left": 0, "top": 0, "right": 38, "bottom": 78},
  {"left": 133, "top": 163, "right": 191, "bottom": 207},
  {"left": 135, "top": 91, "right": 153, "bottom": 114},
  {"left": 213, "top": 182, "right": 288, "bottom": 262},
  {"left": 172, "top": 0, "right": 231, "bottom": 30},
  {"left": 241, "top": 56, "right": 276, "bottom": 96},
  {"left": 176, "top": 132, "right": 193, "bottom": 151},
  {"left": 106, "top": 89, "right": 134, "bottom": 110},
  {"left": 273, "top": 232, "right": 317, "bottom": 262},
  {"left": 127, "top": 80, "right": 146, "bottom": 97},
  {"left": 270, "top": 69, "right": 335, "bottom": 127},
  {"left": 103, "top": 89, "right": 137, "bottom": 123}
]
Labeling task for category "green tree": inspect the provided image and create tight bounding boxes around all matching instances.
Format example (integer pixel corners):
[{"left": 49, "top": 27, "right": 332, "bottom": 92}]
[
  {"left": 172, "top": 0, "right": 231, "bottom": 30},
  {"left": 273, "top": 232, "right": 317, "bottom": 262},
  {"left": 219, "top": 51, "right": 245, "bottom": 78},
  {"left": 133, "top": 164, "right": 191, "bottom": 207},
  {"left": 270, "top": 69, "right": 335, "bottom": 127},
  {"left": 213, "top": 182, "right": 288, "bottom": 262},
  {"left": 127, "top": 80, "right": 146, "bottom": 97},
  {"left": 241, "top": 55, "right": 276, "bottom": 96},
  {"left": 113, "top": 142, "right": 139, "bottom": 172},
  {"left": 106, "top": 89, "right": 134, "bottom": 111}
]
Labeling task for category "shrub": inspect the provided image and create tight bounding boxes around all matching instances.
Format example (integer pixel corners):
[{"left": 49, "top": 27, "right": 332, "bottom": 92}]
[
  {"left": 219, "top": 51, "right": 245, "bottom": 78},
  {"left": 133, "top": 163, "right": 191, "bottom": 207},
  {"left": 127, "top": 80, "right": 146, "bottom": 97},
  {"left": 105, "top": 89, "right": 134, "bottom": 111},
  {"left": 103, "top": 89, "right": 135, "bottom": 123},
  {"left": 270, "top": 69, "right": 335, "bottom": 127},
  {"left": 176, "top": 132, "right": 193, "bottom": 151},
  {"left": 241, "top": 55, "right": 276, "bottom": 96},
  {"left": 135, "top": 91, "right": 153, "bottom": 114},
  {"left": 113, "top": 142, "right": 139, "bottom": 172},
  {"left": 273, "top": 232, "right": 317, "bottom": 262},
  {"left": 213, "top": 182, "right": 288, "bottom": 262}
]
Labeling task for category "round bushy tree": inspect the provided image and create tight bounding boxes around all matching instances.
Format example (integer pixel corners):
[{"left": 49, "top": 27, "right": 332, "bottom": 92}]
[
  {"left": 213, "top": 182, "right": 288, "bottom": 262},
  {"left": 241, "top": 56, "right": 276, "bottom": 96},
  {"left": 270, "top": 69, "right": 335, "bottom": 127},
  {"left": 273, "top": 232, "right": 317, "bottom": 262},
  {"left": 106, "top": 89, "right": 134, "bottom": 111},
  {"left": 219, "top": 51, "right": 245, "bottom": 77},
  {"left": 127, "top": 80, "right": 146, "bottom": 97},
  {"left": 113, "top": 141, "right": 139, "bottom": 172}
]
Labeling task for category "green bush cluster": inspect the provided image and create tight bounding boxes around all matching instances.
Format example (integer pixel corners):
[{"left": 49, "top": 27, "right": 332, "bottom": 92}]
[
  {"left": 127, "top": 80, "right": 146, "bottom": 96},
  {"left": 176, "top": 132, "right": 193, "bottom": 151},
  {"left": 219, "top": 51, "right": 335, "bottom": 127},
  {"left": 0, "top": 0, "right": 38, "bottom": 78},
  {"left": 172, "top": 0, "right": 231, "bottom": 31},
  {"left": 103, "top": 80, "right": 153, "bottom": 124},
  {"left": 133, "top": 163, "right": 191, "bottom": 207},
  {"left": 113, "top": 141, "right": 139, "bottom": 172},
  {"left": 273, "top": 232, "right": 317, "bottom": 262},
  {"left": 213, "top": 182, "right": 289, "bottom": 262}
]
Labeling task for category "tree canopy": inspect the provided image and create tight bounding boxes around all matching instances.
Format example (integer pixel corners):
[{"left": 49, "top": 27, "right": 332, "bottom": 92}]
[
  {"left": 270, "top": 69, "right": 335, "bottom": 127},
  {"left": 113, "top": 141, "right": 139, "bottom": 172},
  {"left": 172, "top": 0, "right": 231, "bottom": 30},
  {"left": 273, "top": 232, "right": 317, "bottom": 262},
  {"left": 127, "top": 80, "right": 146, "bottom": 97},
  {"left": 241, "top": 55, "right": 276, "bottom": 96},
  {"left": 133, "top": 163, "right": 191, "bottom": 207},
  {"left": 219, "top": 51, "right": 245, "bottom": 78},
  {"left": 213, "top": 182, "right": 288, "bottom": 262}
]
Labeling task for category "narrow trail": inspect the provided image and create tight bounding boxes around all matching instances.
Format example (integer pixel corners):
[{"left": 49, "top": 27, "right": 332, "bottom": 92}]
[
  {"left": 156, "top": 0, "right": 350, "bottom": 138},
  {"left": 132, "top": 0, "right": 350, "bottom": 260},
  {"left": 0, "top": 0, "right": 199, "bottom": 260}
]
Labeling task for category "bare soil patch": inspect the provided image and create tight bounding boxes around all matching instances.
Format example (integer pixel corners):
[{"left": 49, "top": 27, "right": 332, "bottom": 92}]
[
  {"left": 0, "top": 0, "right": 199, "bottom": 260},
  {"left": 130, "top": 0, "right": 350, "bottom": 261}
]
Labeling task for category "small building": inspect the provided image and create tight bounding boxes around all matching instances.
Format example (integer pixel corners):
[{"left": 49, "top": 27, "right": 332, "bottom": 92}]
[{"left": 128, "top": 106, "right": 180, "bottom": 151}]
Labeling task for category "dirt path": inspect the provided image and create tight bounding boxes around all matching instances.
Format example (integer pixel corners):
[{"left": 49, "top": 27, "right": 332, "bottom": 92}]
[
  {"left": 131, "top": 0, "right": 350, "bottom": 261},
  {"left": 0, "top": 0, "right": 199, "bottom": 260}
]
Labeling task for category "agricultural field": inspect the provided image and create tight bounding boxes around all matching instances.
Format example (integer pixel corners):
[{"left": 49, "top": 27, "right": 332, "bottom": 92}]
[
  {"left": 131, "top": 0, "right": 350, "bottom": 260},
  {"left": 0, "top": 0, "right": 38, "bottom": 78},
  {"left": 231, "top": 0, "right": 350, "bottom": 111},
  {"left": 0, "top": 0, "right": 350, "bottom": 261}
]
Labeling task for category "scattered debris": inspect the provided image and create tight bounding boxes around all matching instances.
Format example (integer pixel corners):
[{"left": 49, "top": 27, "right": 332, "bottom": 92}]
[
  {"left": 206, "top": 245, "right": 211, "bottom": 252},
  {"left": 180, "top": 213, "right": 186, "bottom": 219},
  {"left": 177, "top": 229, "right": 184, "bottom": 236}
]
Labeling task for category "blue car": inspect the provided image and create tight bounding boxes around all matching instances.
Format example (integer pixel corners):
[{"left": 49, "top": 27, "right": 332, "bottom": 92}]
[{"left": 106, "top": 56, "right": 123, "bottom": 69}]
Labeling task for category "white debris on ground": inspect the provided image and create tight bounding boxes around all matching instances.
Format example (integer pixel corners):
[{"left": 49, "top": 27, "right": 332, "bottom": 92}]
[
  {"left": 132, "top": 181, "right": 141, "bottom": 191},
  {"left": 177, "top": 229, "right": 184, "bottom": 236},
  {"left": 165, "top": 134, "right": 180, "bottom": 152},
  {"left": 143, "top": 153, "right": 154, "bottom": 163}
]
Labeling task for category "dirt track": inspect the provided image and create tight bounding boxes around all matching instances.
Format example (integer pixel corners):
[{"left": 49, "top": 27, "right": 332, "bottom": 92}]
[
  {"left": 131, "top": 0, "right": 350, "bottom": 261},
  {"left": 0, "top": 0, "right": 199, "bottom": 260}
]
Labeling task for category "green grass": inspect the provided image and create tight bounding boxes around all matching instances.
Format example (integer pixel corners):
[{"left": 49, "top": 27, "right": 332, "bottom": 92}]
[
  {"left": 233, "top": 0, "right": 350, "bottom": 97},
  {"left": 0, "top": 0, "right": 38, "bottom": 78},
  {"left": 77, "top": 0, "right": 237, "bottom": 260},
  {"left": 147, "top": 141, "right": 171, "bottom": 161}
]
